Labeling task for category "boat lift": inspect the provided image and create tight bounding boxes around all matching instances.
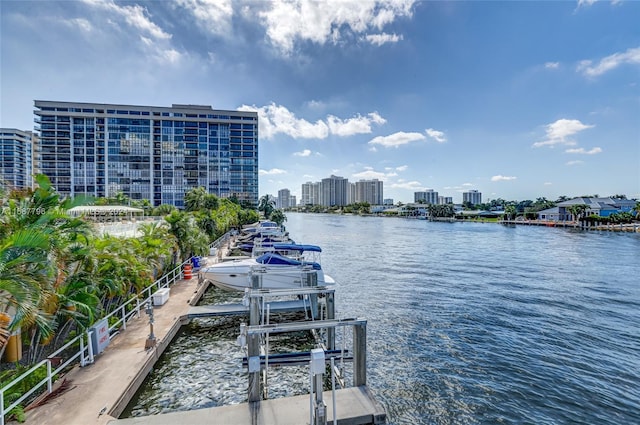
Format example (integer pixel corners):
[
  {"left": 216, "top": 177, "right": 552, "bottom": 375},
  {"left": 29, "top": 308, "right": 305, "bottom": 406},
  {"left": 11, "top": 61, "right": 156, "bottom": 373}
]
[{"left": 236, "top": 271, "right": 368, "bottom": 424}]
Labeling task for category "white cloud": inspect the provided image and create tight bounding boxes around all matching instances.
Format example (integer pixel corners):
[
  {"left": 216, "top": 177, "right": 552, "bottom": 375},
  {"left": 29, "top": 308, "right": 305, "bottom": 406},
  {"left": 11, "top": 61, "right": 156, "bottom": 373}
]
[
  {"left": 544, "top": 62, "right": 560, "bottom": 69},
  {"left": 64, "top": 18, "right": 92, "bottom": 32},
  {"left": 258, "top": 0, "right": 415, "bottom": 55},
  {"left": 565, "top": 147, "right": 603, "bottom": 154},
  {"left": 175, "top": 0, "right": 233, "bottom": 36},
  {"left": 259, "top": 168, "right": 287, "bottom": 175},
  {"left": 82, "top": 0, "right": 171, "bottom": 40},
  {"left": 352, "top": 168, "right": 388, "bottom": 180},
  {"left": 577, "top": 0, "right": 597, "bottom": 7},
  {"left": 239, "top": 103, "right": 328, "bottom": 139},
  {"left": 544, "top": 182, "right": 553, "bottom": 186},
  {"left": 293, "top": 149, "right": 312, "bottom": 157},
  {"left": 566, "top": 160, "right": 584, "bottom": 166},
  {"left": 238, "top": 103, "right": 385, "bottom": 140},
  {"left": 81, "top": 0, "right": 182, "bottom": 65},
  {"left": 425, "top": 128, "right": 447, "bottom": 143},
  {"left": 369, "top": 131, "right": 426, "bottom": 148},
  {"left": 306, "top": 100, "right": 326, "bottom": 110},
  {"left": 327, "top": 112, "right": 387, "bottom": 136},
  {"left": 388, "top": 180, "right": 425, "bottom": 190},
  {"left": 491, "top": 175, "right": 517, "bottom": 182},
  {"left": 532, "top": 119, "right": 594, "bottom": 148},
  {"left": 577, "top": 46, "right": 640, "bottom": 77},
  {"left": 365, "top": 32, "right": 403, "bottom": 46},
  {"left": 395, "top": 165, "right": 408, "bottom": 172}
]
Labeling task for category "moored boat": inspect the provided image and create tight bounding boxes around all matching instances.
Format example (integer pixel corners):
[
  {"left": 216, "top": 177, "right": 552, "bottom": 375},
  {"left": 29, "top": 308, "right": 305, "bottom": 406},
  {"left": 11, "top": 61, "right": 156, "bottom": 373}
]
[{"left": 199, "top": 251, "right": 334, "bottom": 291}]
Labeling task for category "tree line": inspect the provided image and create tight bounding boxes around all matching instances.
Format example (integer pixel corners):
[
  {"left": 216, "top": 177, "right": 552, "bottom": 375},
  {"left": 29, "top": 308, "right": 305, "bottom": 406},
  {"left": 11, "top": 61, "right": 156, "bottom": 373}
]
[{"left": 0, "top": 176, "right": 260, "bottom": 368}]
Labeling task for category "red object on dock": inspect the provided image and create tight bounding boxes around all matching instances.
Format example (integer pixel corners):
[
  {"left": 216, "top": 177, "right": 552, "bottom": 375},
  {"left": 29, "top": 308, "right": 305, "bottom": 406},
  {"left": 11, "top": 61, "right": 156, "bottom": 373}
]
[{"left": 183, "top": 264, "right": 192, "bottom": 280}]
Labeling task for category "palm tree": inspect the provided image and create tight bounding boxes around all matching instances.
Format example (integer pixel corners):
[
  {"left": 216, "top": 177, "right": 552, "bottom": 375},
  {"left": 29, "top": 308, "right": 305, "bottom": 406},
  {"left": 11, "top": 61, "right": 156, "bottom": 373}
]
[
  {"left": 153, "top": 204, "right": 177, "bottom": 216},
  {"left": 258, "top": 195, "right": 275, "bottom": 219},
  {"left": 504, "top": 205, "right": 517, "bottom": 220},
  {"left": 185, "top": 186, "right": 208, "bottom": 212},
  {"left": 0, "top": 229, "right": 51, "bottom": 359},
  {"left": 269, "top": 209, "right": 287, "bottom": 226},
  {"left": 567, "top": 204, "right": 589, "bottom": 222}
]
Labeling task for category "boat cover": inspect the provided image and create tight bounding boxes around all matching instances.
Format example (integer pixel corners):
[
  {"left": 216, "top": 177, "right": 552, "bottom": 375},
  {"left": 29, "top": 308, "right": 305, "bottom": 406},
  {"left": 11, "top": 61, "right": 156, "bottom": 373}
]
[
  {"left": 272, "top": 243, "right": 322, "bottom": 252},
  {"left": 255, "top": 253, "right": 321, "bottom": 270}
]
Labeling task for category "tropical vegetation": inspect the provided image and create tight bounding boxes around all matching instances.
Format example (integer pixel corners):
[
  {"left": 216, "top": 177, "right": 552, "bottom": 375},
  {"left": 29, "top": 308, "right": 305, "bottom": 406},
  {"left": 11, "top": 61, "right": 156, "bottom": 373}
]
[{"left": 0, "top": 179, "right": 259, "bottom": 373}]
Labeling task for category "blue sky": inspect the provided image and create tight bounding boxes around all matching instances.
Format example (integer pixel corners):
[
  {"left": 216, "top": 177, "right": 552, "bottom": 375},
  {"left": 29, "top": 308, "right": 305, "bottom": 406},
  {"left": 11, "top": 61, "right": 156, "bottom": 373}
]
[{"left": 1, "top": 0, "right": 639, "bottom": 203}]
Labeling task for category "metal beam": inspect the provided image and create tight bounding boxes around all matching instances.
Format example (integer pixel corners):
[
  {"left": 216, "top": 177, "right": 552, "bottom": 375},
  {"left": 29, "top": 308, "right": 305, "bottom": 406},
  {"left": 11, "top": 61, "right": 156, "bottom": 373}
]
[{"left": 247, "top": 318, "right": 366, "bottom": 335}]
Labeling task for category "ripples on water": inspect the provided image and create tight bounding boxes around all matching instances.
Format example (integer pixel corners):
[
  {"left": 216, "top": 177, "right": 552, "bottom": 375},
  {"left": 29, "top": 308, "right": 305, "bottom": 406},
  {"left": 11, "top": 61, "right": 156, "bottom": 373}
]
[{"left": 124, "top": 214, "right": 640, "bottom": 425}]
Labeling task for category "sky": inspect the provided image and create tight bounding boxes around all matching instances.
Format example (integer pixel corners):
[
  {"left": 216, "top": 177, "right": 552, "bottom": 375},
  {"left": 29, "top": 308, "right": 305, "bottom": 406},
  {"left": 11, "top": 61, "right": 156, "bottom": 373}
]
[{"left": 1, "top": 0, "right": 639, "bottom": 204}]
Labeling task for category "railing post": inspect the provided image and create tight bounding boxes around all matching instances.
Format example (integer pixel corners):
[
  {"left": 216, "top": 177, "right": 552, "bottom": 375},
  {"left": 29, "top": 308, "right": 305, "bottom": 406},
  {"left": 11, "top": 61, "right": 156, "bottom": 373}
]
[
  {"left": 121, "top": 305, "right": 127, "bottom": 330},
  {"left": 87, "top": 329, "right": 94, "bottom": 364},
  {"left": 80, "top": 334, "right": 86, "bottom": 367},
  {"left": 47, "top": 359, "right": 53, "bottom": 393}
]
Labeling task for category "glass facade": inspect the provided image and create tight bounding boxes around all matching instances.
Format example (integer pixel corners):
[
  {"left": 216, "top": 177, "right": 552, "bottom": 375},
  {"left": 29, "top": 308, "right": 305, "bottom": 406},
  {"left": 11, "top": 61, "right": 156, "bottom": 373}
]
[
  {"left": 34, "top": 101, "right": 259, "bottom": 207},
  {"left": 0, "top": 128, "right": 33, "bottom": 189}
]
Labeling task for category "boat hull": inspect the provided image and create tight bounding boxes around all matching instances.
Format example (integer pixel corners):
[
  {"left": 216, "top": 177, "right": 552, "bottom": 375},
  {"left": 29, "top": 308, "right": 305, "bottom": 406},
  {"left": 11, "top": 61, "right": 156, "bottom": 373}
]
[{"left": 200, "top": 262, "right": 334, "bottom": 292}]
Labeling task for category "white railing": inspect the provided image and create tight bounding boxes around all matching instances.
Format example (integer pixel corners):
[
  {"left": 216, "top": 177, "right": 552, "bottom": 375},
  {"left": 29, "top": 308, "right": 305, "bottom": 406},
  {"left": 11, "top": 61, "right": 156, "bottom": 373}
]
[{"left": 0, "top": 231, "right": 233, "bottom": 424}]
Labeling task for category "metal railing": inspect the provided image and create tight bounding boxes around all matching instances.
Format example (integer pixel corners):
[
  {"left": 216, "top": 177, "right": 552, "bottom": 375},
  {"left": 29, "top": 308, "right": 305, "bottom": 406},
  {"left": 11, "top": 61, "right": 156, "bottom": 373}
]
[{"left": 0, "top": 231, "right": 233, "bottom": 424}]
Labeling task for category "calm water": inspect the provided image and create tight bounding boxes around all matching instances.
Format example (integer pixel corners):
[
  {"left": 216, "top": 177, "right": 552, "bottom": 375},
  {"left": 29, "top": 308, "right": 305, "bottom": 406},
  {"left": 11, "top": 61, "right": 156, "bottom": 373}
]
[{"left": 126, "top": 213, "right": 640, "bottom": 424}]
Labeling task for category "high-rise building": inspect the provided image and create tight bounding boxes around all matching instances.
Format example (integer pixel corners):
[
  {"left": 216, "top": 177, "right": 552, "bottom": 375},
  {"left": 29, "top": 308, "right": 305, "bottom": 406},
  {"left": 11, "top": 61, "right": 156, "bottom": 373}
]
[
  {"left": 415, "top": 189, "right": 438, "bottom": 204},
  {"left": 34, "top": 101, "right": 258, "bottom": 208},
  {"left": 301, "top": 181, "right": 321, "bottom": 206},
  {"left": 277, "top": 188, "right": 291, "bottom": 209},
  {"left": 355, "top": 179, "right": 383, "bottom": 205},
  {"left": 0, "top": 128, "right": 34, "bottom": 190},
  {"left": 463, "top": 190, "right": 482, "bottom": 205},
  {"left": 438, "top": 196, "right": 453, "bottom": 205},
  {"left": 320, "top": 175, "right": 348, "bottom": 207}
]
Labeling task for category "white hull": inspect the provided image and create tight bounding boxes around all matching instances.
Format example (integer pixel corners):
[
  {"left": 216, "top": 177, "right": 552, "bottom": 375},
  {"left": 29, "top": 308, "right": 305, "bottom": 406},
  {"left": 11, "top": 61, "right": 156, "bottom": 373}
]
[{"left": 200, "top": 260, "right": 334, "bottom": 292}]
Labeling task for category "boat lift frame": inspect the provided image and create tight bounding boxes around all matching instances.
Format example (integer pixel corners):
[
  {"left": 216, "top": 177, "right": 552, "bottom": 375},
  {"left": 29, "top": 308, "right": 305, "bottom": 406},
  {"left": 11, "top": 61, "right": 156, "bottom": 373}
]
[
  {"left": 245, "top": 317, "right": 367, "bottom": 403},
  {"left": 242, "top": 272, "right": 365, "bottom": 403}
]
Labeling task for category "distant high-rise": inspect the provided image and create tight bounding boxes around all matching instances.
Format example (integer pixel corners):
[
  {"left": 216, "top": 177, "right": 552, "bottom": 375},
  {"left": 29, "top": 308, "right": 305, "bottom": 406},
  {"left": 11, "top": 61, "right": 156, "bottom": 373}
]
[
  {"left": 301, "top": 181, "right": 321, "bottom": 206},
  {"left": 34, "top": 100, "right": 258, "bottom": 207},
  {"left": 0, "top": 128, "right": 33, "bottom": 189},
  {"left": 415, "top": 189, "right": 438, "bottom": 204},
  {"left": 320, "top": 175, "right": 348, "bottom": 207},
  {"left": 463, "top": 190, "right": 482, "bottom": 205},
  {"left": 438, "top": 196, "right": 453, "bottom": 205},
  {"left": 355, "top": 179, "right": 383, "bottom": 205},
  {"left": 277, "top": 188, "right": 291, "bottom": 209}
]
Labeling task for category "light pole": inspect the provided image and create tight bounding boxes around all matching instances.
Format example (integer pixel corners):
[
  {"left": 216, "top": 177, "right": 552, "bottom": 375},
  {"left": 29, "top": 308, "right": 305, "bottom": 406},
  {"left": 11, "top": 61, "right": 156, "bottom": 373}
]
[{"left": 145, "top": 300, "right": 156, "bottom": 349}]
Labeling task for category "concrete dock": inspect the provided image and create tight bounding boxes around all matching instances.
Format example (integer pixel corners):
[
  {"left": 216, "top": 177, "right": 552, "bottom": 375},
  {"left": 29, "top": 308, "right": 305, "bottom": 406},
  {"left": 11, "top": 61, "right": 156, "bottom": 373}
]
[
  {"left": 109, "top": 386, "right": 386, "bottom": 425},
  {"left": 19, "top": 274, "right": 198, "bottom": 425},
  {"left": 16, "top": 266, "right": 387, "bottom": 425}
]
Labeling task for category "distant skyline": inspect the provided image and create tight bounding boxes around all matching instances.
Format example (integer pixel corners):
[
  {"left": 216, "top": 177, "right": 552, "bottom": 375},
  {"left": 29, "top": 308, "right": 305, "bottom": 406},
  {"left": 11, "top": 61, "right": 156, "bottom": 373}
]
[{"left": 1, "top": 0, "right": 639, "bottom": 203}]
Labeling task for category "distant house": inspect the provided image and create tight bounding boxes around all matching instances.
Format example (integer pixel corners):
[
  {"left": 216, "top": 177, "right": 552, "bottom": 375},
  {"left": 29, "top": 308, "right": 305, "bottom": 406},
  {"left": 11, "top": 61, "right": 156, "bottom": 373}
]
[
  {"left": 539, "top": 197, "right": 637, "bottom": 221},
  {"left": 536, "top": 207, "right": 566, "bottom": 221}
]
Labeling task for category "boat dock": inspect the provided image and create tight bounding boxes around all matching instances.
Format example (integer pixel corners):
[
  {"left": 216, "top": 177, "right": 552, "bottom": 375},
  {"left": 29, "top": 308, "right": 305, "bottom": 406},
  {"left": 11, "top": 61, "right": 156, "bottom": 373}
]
[
  {"left": 16, "top": 249, "right": 385, "bottom": 425},
  {"left": 109, "top": 386, "right": 386, "bottom": 425}
]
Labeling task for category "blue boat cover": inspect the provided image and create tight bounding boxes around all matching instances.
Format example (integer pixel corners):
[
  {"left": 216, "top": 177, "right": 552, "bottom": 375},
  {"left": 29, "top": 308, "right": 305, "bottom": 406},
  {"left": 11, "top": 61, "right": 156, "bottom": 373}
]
[
  {"left": 255, "top": 253, "right": 321, "bottom": 270},
  {"left": 272, "top": 243, "right": 322, "bottom": 252}
]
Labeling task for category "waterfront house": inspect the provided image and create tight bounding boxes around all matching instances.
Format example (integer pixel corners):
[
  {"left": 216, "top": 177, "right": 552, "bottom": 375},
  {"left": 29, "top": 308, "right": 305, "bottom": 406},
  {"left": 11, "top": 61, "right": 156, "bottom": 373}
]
[{"left": 539, "top": 197, "right": 637, "bottom": 221}]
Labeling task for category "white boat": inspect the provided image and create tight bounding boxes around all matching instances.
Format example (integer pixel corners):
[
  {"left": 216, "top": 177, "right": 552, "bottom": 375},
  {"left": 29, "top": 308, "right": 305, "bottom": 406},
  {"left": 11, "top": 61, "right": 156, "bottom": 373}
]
[{"left": 199, "top": 249, "right": 335, "bottom": 292}]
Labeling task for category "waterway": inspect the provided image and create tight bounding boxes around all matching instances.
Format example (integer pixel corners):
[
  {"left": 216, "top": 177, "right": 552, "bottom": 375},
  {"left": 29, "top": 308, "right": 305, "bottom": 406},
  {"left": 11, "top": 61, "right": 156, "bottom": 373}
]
[{"left": 125, "top": 213, "right": 640, "bottom": 424}]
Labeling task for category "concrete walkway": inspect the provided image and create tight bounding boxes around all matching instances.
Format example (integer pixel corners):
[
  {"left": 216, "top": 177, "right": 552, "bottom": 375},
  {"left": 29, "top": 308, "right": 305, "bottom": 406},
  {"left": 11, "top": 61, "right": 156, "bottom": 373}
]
[{"left": 21, "top": 275, "right": 199, "bottom": 425}]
